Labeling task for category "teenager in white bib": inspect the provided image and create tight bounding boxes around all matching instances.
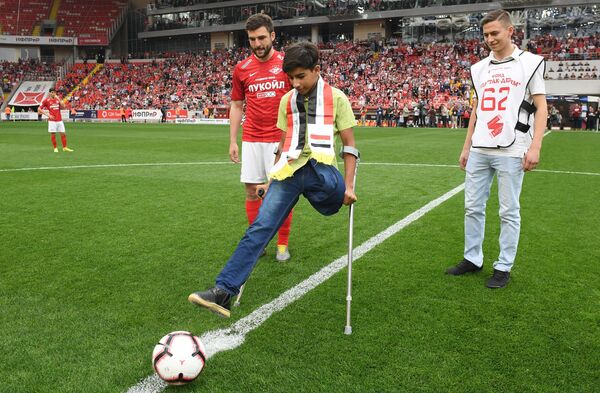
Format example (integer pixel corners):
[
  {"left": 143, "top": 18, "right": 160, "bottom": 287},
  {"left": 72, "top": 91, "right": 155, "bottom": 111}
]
[
  {"left": 446, "top": 10, "right": 547, "bottom": 288},
  {"left": 188, "top": 42, "right": 358, "bottom": 317}
]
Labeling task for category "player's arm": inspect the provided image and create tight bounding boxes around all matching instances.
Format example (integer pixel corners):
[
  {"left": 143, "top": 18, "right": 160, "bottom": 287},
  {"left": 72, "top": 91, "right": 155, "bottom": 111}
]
[
  {"left": 229, "top": 100, "right": 243, "bottom": 163},
  {"left": 340, "top": 128, "right": 357, "bottom": 206},
  {"left": 38, "top": 103, "right": 52, "bottom": 120},
  {"left": 460, "top": 99, "right": 477, "bottom": 170},
  {"left": 523, "top": 94, "right": 547, "bottom": 171}
]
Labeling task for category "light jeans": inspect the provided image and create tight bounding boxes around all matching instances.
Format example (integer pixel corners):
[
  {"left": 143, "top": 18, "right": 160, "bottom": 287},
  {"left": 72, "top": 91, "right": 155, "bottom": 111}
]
[
  {"left": 216, "top": 159, "right": 346, "bottom": 295},
  {"left": 464, "top": 151, "right": 525, "bottom": 272}
]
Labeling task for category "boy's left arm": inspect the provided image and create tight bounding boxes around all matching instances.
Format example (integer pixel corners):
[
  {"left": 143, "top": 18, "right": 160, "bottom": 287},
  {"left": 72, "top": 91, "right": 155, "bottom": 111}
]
[
  {"left": 339, "top": 128, "right": 357, "bottom": 206},
  {"left": 523, "top": 94, "right": 547, "bottom": 172}
]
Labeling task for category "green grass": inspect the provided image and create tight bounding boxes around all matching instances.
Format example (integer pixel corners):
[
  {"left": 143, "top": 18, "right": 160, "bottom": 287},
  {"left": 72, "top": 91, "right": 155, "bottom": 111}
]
[{"left": 0, "top": 122, "right": 599, "bottom": 393}]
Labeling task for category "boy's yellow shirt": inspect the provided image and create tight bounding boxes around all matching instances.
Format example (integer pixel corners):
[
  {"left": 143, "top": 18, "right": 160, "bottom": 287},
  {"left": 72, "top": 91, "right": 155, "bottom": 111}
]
[{"left": 275, "top": 86, "right": 357, "bottom": 178}]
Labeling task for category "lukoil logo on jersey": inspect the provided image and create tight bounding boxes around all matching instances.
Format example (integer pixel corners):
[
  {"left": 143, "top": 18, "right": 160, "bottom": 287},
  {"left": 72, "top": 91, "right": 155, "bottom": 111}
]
[{"left": 248, "top": 80, "right": 285, "bottom": 93}]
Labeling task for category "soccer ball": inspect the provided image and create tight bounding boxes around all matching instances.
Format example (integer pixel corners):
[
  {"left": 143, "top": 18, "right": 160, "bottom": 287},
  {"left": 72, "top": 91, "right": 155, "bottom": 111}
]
[{"left": 152, "top": 331, "right": 206, "bottom": 385}]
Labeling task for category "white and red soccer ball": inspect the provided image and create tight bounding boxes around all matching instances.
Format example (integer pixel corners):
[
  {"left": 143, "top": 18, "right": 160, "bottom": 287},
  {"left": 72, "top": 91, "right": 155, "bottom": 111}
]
[{"left": 152, "top": 331, "right": 206, "bottom": 385}]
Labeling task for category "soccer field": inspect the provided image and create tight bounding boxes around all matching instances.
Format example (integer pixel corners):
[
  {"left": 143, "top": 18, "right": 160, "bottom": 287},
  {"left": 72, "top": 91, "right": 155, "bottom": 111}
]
[{"left": 1, "top": 122, "right": 599, "bottom": 393}]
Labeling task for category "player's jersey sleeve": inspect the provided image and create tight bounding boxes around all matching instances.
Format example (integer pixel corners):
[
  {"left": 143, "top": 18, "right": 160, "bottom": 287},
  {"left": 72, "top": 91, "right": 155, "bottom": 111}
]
[
  {"left": 231, "top": 65, "right": 245, "bottom": 102},
  {"left": 39, "top": 99, "right": 48, "bottom": 110}
]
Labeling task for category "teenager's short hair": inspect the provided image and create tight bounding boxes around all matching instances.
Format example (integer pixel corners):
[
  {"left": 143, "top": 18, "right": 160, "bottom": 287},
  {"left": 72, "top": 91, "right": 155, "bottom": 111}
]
[
  {"left": 481, "top": 9, "right": 512, "bottom": 28},
  {"left": 283, "top": 42, "right": 319, "bottom": 73},
  {"left": 245, "top": 14, "right": 274, "bottom": 33}
]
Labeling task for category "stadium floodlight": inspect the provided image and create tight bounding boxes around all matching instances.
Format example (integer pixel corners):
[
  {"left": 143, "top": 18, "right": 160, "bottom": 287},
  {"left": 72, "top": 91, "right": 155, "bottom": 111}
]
[{"left": 341, "top": 146, "right": 360, "bottom": 336}]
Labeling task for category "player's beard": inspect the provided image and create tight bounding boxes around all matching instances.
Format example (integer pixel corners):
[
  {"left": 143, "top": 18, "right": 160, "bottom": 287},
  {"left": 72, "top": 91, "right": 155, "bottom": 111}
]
[{"left": 252, "top": 43, "right": 273, "bottom": 60}]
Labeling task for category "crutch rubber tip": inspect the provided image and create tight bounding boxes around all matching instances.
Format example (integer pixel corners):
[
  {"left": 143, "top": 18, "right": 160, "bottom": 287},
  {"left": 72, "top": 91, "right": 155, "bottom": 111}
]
[{"left": 344, "top": 326, "right": 352, "bottom": 335}]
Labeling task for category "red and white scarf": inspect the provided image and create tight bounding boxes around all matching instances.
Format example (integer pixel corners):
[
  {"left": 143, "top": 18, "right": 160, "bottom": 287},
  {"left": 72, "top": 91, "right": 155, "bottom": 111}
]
[{"left": 270, "top": 77, "right": 335, "bottom": 179}]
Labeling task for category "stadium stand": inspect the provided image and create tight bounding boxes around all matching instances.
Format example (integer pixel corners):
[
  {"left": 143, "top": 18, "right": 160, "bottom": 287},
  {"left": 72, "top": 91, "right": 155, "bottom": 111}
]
[
  {"left": 0, "top": 59, "right": 57, "bottom": 93},
  {"left": 42, "top": 34, "right": 597, "bottom": 118},
  {"left": 57, "top": 0, "right": 128, "bottom": 44},
  {"left": 0, "top": 0, "right": 50, "bottom": 36}
]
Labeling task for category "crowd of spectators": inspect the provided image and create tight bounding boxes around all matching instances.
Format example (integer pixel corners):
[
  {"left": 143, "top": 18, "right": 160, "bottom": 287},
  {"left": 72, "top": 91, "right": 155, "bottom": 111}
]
[
  {"left": 0, "top": 59, "right": 57, "bottom": 93},
  {"left": 56, "top": 50, "right": 246, "bottom": 112},
  {"left": 3, "top": 33, "right": 598, "bottom": 123},
  {"left": 528, "top": 33, "right": 600, "bottom": 61}
]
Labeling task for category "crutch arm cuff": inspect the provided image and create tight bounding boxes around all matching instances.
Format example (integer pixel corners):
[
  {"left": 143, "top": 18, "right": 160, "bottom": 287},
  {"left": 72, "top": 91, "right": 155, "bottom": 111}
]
[{"left": 339, "top": 146, "right": 360, "bottom": 161}]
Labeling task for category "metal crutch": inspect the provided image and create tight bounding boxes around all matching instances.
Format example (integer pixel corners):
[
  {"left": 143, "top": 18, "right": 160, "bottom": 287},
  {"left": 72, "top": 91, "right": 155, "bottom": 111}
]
[{"left": 342, "top": 147, "right": 360, "bottom": 335}]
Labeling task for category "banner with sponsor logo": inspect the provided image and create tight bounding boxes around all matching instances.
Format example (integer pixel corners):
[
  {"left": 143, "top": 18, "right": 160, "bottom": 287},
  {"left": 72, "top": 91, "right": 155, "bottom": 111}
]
[
  {"left": 8, "top": 81, "right": 54, "bottom": 106},
  {"left": 131, "top": 109, "right": 162, "bottom": 121},
  {"left": 3, "top": 112, "right": 39, "bottom": 121},
  {"left": 166, "top": 109, "right": 188, "bottom": 119},
  {"left": 78, "top": 37, "right": 108, "bottom": 46},
  {"left": 175, "top": 118, "right": 230, "bottom": 125},
  {"left": 72, "top": 110, "right": 98, "bottom": 119},
  {"left": 97, "top": 109, "right": 122, "bottom": 120},
  {"left": 0, "top": 35, "right": 77, "bottom": 46}
]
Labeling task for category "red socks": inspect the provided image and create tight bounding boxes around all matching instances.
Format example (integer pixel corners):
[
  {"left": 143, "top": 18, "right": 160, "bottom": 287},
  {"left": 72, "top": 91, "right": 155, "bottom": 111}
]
[
  {"left": 245, "top": 199, "right": 293, "bottom": 247},
  {"left": 277, "top": 210, "right": 293, "bottom": 247},
  {"left": 50, "top": 133, "right": 57, "bottom": 148},
  {"left": 245, "top": 199, "right": 262, "bottom": 225},
  {"left": 60, "top": 133, "right": 67, "bottom": 148}
]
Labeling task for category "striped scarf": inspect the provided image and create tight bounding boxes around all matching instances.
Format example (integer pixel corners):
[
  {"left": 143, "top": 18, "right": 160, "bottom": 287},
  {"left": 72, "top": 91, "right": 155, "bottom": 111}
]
[{"left": 270, "top": 77, "right": 335, "bottom": 180}]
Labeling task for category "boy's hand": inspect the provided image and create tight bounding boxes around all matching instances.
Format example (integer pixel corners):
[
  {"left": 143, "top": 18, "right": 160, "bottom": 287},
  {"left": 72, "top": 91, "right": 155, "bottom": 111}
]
[{"left": 343, "top": 187, "right": 357, "bottom": 206}]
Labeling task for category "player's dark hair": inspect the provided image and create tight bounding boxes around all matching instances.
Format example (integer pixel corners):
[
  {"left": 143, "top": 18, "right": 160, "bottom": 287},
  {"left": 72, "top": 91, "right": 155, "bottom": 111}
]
[
  {"left": 283, "top": 42, "right": 319, "bottom": 73},
  {"left": 245, "top": 14, "right": 274, "bottom": 33},
  {"left": 49, "top": 88, "right": 56, "bottom": 92},
  {"left": 481, "top": 9, "right": 512, "bottom": 28}
]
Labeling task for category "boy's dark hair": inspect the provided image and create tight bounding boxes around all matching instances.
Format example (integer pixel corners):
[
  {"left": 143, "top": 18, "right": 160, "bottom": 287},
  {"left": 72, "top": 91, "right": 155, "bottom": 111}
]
[
  {"left": 283, "top": 42, "right": 319, "bottom": 73},
  {"left": 245, "top": 14, "right": 274, "bottom": 33},
  {"left": 481, "top": 9, "right": 512, "bottom": 28},
  {"left": 49, "top": 87, "right": 56, "bottom": 92}
]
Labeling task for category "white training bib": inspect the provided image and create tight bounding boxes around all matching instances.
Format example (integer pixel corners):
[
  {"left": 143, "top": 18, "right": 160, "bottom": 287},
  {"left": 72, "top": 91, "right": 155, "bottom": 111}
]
[{"left": 470, "top": 49, "right": 544, "bottom": 149}]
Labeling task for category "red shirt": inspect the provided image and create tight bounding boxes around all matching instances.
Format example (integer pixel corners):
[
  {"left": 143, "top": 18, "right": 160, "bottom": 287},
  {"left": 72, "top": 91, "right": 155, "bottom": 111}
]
[
  {"left": 231, "top": 50, "right": 290, "bottom": 142},
  {"left": 40, "top": 97, "right": 63, "bottom": 121}
]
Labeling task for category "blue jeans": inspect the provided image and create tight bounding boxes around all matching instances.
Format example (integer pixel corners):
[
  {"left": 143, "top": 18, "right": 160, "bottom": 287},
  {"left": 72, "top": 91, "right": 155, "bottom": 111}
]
[
  {"left": 464, "top": 151, "right": 524, "bottom": 272},
  {"left": 216, "top": 159, "right": 345, "bottom": 295}
]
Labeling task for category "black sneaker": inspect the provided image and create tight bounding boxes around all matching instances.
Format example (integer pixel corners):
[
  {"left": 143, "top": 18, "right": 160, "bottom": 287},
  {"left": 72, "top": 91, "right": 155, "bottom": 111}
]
[
  {"left": 486, "top": 269, "right": 510, "bottom": 288},
  {"left": 446, "top": 258, "right": 482, "bottom": 275},
  {"left": 188, "top": 287, "right": 232, "bottom": 318}
]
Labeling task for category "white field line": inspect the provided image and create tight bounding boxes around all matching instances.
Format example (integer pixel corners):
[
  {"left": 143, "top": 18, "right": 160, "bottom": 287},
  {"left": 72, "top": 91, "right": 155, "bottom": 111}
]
[
  {"left": 2, "top": 162, "right": 599, "bottom": 177},
  {"left": 125, "top": 183, "right": 466, "bottom": 393}
]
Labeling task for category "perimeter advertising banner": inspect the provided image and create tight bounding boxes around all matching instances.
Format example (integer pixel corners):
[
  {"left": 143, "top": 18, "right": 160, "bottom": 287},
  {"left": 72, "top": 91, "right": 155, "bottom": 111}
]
[
  {"left": 0, "top": 35, "right": 77, "bottom": 46},
  {"left": 97, "top": 109, "right": 122, "bottom": 120},
  {"left": 131, "top": 109, "right": 162, "bottom": 121}
]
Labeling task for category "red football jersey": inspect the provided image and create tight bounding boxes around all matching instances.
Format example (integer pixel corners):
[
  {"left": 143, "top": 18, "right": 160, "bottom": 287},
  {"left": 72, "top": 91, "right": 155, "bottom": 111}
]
[
  {"left": 40, "top": 97, "right": 63, "bottom": 121},
  {"left": 231, "top": 50, "right": 290, "bottom": 142}
]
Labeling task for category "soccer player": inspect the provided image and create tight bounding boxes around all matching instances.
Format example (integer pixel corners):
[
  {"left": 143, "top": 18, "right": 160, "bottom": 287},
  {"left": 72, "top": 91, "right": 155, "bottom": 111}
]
[
  {"left": 446, "top": 10, "right": 547, "bottom": 288},
  {"left": 229, "top": 13, "right": 294, "bottom": 262},
  {"left": 189, "top": 42, "right": 358, "bottom": 318},
  {"left": 38, "top": 88, "right": 74, "bottom": 153}
]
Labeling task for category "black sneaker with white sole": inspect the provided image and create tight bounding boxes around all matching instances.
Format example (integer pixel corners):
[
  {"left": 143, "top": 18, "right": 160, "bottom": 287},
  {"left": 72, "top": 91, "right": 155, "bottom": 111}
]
[
  {"left": 486, "top": 269, "right": 510, "bottom": 288},
  {"left": 188, "top": 287, "right": 232, "bottom": 318},
  {"left": 446, "top": 258, "right": 483, "bottom": 275}
]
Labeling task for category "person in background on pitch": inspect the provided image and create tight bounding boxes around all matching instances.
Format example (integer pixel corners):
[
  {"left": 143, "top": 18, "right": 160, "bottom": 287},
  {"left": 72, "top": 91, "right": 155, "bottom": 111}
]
[
  {"left": 229, "top": 13, "right": 294, "bottom": 262},
  {"left": 189, "top": 42, "right": 358, "bottom": 318},
  {"left": 446, "top": 9, "right": 547, "bottom": 288},
  {"left": 38, "top": 88, "right": 74, "bottom": 153}
]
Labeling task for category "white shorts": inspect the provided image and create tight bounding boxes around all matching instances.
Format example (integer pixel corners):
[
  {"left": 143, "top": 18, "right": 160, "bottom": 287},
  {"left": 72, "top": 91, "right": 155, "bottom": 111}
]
[
  {"left": 48, "top": 121, "right": 66, "bottom": 133},
  {"left": 240, "top": 141, "right": 279, "bottom": 184}
]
